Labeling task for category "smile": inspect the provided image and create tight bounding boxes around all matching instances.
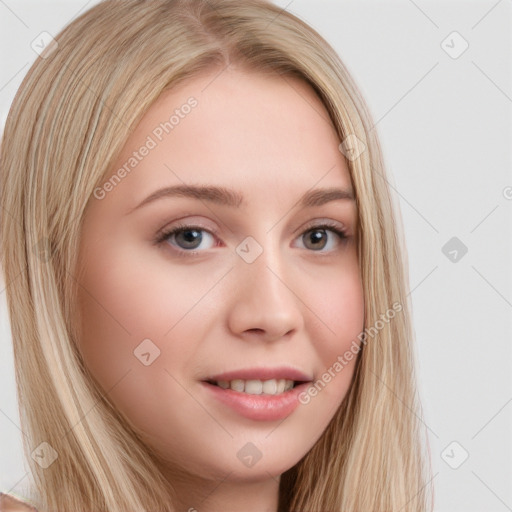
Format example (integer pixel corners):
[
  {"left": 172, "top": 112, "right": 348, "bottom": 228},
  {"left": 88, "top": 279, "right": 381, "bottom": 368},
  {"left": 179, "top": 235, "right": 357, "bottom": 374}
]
[
  {"left": 201, "top": 380, "right": 312, "bottom": 421},
  {"left": 207, "top": 378, "right": 297, "bottom": 395}
]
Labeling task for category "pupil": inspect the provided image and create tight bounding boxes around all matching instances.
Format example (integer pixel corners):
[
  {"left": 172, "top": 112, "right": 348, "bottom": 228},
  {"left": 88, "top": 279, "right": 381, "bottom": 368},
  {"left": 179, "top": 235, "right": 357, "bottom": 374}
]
[
  {"left": 307, "top": 229, "right": 326, "bottom": 249},
  {"left": 179, "top": 229, "right": 201, "bottom": 248}
]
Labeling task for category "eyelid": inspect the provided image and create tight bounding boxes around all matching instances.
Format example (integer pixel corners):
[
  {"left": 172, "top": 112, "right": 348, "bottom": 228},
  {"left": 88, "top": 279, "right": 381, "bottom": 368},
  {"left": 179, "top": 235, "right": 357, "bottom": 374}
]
[
  {"left": 153, "top": 216, "right": 352, "bottom": 256},
  {"left": 297, "top": 218, "right": 349, "bottom": 235},
  {"left": 154, "top": 220, "right": 219, "bottom": 244},
  {"left": 155, "top": 215, "right": 350, "bottom": 239}
]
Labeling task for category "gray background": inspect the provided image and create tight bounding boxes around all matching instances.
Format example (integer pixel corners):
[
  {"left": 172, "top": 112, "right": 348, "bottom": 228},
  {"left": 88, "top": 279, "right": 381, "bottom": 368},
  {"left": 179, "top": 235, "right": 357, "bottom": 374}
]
[{"left": 1, "top": 1, "right": 511, "bottom": 510}]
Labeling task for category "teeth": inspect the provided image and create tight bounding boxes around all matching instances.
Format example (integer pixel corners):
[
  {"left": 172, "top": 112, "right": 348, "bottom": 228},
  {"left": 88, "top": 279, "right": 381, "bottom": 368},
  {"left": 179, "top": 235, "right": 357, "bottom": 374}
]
[
  {"left": 262, "top": 379, "right": 277, "bottom": 394},
  {"left": 214, "top": 378, "right": 295, "bottom": 395},
  {"left": 245, "top": 380, "right": 263, "bottom": 394},
  {"left": 230, "top": 379, "right": 244, "bottom": 392}
]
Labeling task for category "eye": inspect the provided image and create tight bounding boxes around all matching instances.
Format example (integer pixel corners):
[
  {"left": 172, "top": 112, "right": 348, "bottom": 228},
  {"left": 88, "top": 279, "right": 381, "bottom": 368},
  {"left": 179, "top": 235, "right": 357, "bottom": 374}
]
[
  {"left": 295, "top": 221, "right": 349, "bottom": 252},
  {"left": 155, "top": 223, "right": 217, "bottom": 255},
  {"left": 154, "top": 220, "right": 350, "bottom": 257}
]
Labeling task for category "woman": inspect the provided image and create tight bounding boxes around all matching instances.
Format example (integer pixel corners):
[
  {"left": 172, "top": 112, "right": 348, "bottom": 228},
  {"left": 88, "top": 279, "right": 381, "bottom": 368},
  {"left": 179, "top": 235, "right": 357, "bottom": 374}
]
[{"left": 0, "top": 0, "right": 433, "bottom": 510}]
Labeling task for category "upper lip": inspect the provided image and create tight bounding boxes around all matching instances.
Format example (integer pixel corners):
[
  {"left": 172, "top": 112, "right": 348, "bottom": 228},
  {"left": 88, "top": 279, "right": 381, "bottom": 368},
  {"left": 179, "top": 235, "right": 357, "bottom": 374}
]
[{"left": 204, "top": 366, "right": 313, "bottom": 383}]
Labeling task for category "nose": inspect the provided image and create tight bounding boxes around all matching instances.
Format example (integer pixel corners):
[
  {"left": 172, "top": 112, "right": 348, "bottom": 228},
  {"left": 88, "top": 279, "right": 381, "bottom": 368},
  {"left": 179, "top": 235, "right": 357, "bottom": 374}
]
[{"left": 226, "top": 239, "right": 305, "bottom": 343}]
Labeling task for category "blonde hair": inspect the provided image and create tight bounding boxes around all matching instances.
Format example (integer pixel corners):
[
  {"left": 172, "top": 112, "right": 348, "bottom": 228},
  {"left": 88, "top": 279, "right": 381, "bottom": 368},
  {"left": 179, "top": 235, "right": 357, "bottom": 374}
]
[{"left": 0, "top": 0, "right": 434, "bottom": 510}]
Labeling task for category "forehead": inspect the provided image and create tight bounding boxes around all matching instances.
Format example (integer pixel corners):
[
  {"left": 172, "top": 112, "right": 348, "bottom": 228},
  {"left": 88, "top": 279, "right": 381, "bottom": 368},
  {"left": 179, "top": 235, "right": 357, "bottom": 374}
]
[{"left": 103, "top": 67, "right": 354, "bottom": 211}]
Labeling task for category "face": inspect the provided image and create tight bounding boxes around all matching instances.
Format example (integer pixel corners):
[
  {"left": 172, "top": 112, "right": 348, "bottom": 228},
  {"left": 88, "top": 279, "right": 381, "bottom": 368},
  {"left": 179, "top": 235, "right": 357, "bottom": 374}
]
[{"left": 76, "top": 66, "right": 364, "bottom": 484}]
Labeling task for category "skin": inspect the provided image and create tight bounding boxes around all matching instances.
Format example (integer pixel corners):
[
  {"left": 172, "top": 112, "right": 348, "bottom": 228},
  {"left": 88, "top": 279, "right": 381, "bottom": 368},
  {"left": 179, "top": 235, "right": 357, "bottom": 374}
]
[{"left": 76, "top": 65, "right": 365, "bottom": 512}]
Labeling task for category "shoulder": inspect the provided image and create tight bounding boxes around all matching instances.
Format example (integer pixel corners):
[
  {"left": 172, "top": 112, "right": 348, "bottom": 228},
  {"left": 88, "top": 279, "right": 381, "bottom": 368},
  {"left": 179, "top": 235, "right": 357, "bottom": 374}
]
[{"left": 0, "top": 492, "right": 38, "bottom": 511}]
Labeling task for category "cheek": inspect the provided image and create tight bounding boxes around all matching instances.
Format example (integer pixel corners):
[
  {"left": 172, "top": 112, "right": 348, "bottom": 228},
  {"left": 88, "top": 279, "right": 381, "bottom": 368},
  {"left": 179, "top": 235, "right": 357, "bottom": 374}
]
[
  {"left": 75, "top": 243, "right": 227, "bottom": 398},
  {"left": 306, "top": 259, "right": 364, "bottom": 352},
  {"left": 74, "top": 255, "right": 194, "bottom": 436},
  {"left": 300, "top": 259, "right": 364, "bottom": 398}
]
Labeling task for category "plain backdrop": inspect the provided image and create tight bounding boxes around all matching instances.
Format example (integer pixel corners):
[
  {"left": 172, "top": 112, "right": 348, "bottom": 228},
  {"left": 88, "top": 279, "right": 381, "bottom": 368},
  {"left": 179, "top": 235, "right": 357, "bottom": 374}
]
[{"left": 1, "top": 1, "right": 511, "bottom": 510}]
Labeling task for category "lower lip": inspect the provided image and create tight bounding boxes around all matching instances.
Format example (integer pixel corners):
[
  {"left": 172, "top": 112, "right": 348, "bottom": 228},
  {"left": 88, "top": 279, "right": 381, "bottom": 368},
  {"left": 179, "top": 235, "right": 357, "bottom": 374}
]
[{"left": 201, "top": 381, "right": 311, "bottom": 421}]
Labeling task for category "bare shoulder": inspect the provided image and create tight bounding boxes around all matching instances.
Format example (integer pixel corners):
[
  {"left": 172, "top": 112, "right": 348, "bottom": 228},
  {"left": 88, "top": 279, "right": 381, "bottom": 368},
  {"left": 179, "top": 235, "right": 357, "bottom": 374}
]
[{"left": 0, "top": 493, "right": 38, "bottom": 511}]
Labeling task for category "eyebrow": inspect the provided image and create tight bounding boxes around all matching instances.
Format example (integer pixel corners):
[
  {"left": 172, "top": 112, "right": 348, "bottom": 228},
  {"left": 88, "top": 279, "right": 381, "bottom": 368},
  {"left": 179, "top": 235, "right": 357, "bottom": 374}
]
[{"left": 126, "top": 183, "right": 355, "bottom": 214}]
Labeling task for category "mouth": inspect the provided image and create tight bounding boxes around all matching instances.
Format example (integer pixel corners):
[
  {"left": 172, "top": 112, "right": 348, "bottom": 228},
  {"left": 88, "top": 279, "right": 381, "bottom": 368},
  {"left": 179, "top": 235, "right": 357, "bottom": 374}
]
[
  {"left": 200, "top": 376, "right": 313, "bottom": 421},
  {"left": 204, "top": 378, "right": 310, "bottom": 395}
]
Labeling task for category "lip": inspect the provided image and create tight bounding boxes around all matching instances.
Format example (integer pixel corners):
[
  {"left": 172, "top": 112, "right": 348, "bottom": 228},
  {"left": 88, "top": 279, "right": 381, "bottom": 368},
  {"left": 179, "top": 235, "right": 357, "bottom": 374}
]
[
  {"left": 201, "top": 380, "right": 312, "bottom": 421},
  {"left": 204, "top": 366, "right": 313, "bottom": 382},
  {"left": 200, "top": 366, "right": 313, "bottom": 422}
]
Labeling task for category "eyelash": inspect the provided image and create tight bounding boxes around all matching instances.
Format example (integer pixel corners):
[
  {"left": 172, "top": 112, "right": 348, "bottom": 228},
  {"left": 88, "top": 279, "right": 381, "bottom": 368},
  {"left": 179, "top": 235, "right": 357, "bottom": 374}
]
[{"left": 154, "top": 220, "right": 350, "bottom": 258}]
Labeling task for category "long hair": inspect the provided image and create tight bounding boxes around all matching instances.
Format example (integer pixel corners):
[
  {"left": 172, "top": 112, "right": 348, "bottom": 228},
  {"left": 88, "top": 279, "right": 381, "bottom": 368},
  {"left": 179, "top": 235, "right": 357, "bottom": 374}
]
[{"left": 0, "top": 1, "right": 433, "bottom": 510}]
